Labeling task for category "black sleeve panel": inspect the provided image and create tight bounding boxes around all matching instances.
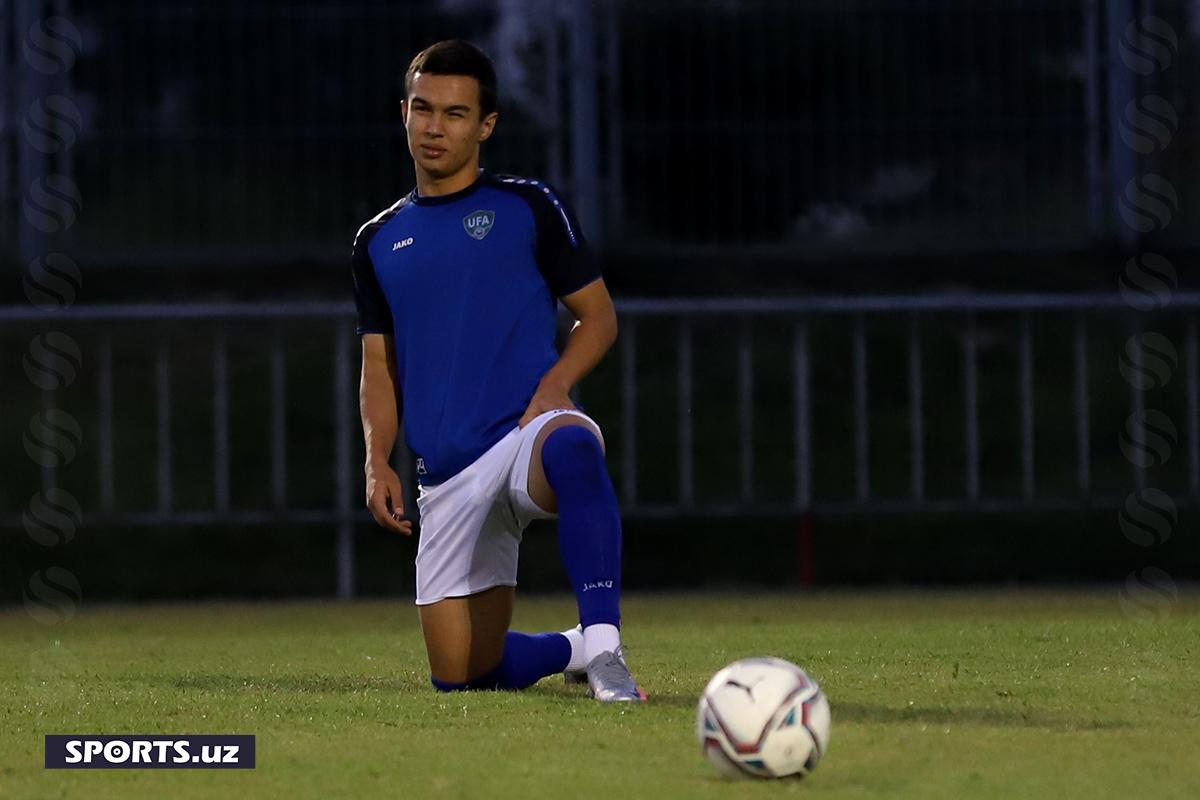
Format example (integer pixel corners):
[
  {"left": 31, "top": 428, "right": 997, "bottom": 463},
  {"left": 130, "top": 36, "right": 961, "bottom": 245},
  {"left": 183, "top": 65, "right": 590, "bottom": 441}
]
[
  {"left": 496, "top": 177, "right": 602, "bottom": 298},
  {"left": 351, "top": 220, "right": 394, "bottom": 335}
]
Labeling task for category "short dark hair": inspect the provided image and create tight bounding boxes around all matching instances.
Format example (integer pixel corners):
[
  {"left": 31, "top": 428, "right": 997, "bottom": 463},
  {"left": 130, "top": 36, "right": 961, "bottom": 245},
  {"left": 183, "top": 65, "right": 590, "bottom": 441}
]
[{"left": 405, "top": 40, "right": 498, "bottom": 116}]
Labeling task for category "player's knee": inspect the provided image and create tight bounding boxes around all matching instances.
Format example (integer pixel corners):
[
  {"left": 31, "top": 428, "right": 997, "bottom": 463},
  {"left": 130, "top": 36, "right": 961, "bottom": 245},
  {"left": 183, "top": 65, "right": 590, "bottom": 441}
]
[
  {"left": 542, "top": 425, "right": 606, "bottom": 480},
  {"left": 430, "top": 666, "right": 502, "bottom": 692},
  {"left": 430, "top": 675, "right": 470, "bottom": 693},
  {"left": 426, "top": 654, "right": 477, "bottom": 688}
]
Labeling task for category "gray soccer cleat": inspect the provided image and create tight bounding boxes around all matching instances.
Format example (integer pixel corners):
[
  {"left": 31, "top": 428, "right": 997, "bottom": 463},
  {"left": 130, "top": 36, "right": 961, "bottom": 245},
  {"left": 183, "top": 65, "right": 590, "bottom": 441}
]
[{"left": 585, "top": 647, "right": 647, "bottom": 703}]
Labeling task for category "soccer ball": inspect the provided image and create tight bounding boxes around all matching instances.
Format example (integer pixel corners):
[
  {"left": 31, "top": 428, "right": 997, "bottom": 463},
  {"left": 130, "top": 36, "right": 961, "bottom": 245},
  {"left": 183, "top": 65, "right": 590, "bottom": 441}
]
[{"left": 696, "top": 657, "right": 831, "bottom": 779}]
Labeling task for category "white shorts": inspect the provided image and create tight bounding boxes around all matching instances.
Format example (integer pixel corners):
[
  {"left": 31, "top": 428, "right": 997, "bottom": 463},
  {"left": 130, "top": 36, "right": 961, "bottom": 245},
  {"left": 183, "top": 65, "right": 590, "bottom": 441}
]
[{"left": 413, "top": 408, "right": 604, "bottom": 605}]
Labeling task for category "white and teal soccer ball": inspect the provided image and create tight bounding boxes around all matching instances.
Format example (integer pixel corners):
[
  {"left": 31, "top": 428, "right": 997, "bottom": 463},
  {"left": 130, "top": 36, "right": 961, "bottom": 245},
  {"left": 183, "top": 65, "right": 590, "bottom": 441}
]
[{"left": 696, "top": 657, "right": 831, "bottom": 779}]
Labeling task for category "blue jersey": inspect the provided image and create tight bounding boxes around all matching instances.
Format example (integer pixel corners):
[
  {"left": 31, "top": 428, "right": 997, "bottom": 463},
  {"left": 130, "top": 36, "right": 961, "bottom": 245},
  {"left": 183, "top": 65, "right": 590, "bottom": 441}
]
[{"left": 351, "top": 171, "right": 600, "bottom": 485}]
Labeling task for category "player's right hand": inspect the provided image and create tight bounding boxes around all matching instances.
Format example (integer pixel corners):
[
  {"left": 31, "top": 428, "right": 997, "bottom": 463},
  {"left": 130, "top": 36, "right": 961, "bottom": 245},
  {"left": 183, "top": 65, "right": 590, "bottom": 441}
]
[{"left": 365, "top": 463, "right": 413, "bottom": 535}]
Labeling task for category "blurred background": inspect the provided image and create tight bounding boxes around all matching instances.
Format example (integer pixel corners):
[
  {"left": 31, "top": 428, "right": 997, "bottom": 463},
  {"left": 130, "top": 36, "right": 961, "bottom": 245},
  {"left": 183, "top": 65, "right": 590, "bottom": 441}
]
[{"left": 2, "top": 0, "right": 1198, "bottom": 601}]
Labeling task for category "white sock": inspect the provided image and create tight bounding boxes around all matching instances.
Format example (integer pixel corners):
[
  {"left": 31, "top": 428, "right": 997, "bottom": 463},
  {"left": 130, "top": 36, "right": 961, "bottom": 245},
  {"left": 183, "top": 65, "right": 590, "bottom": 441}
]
[
  {"left": 583, "top": 623, "right": 621, "bottom": 665},
  {"left": 561, "top": 626, "right": 587, "bottom": 672}
]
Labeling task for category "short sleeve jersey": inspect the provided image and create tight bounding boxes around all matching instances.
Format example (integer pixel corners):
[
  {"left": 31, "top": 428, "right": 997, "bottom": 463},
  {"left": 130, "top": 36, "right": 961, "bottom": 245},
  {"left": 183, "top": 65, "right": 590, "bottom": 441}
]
[{"left": 351, "top": 171, "right": 600, "bottom": 485}]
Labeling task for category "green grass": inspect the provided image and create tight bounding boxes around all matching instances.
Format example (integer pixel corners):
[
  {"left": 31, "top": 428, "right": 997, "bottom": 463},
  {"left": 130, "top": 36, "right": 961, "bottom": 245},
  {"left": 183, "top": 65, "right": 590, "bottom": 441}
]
[{"left": 2, "top": 591, "right": 1199, "bottom": 799}]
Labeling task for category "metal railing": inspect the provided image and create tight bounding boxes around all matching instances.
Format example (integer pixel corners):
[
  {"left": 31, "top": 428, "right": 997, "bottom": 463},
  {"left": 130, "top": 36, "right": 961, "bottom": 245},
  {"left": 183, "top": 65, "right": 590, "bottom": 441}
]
[
  {"left": 3, "top": 294, "right": 1197, "bottom": 595},
  {"left": 612, "top": 294, "right": 1199, "bottom": 515}
]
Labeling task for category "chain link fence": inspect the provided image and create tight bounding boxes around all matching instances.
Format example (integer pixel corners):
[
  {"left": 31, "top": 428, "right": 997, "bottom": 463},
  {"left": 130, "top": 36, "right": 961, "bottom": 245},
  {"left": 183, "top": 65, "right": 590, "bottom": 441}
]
[{"left": 2, "top": 0, "right": 1197, "bottom": 267}]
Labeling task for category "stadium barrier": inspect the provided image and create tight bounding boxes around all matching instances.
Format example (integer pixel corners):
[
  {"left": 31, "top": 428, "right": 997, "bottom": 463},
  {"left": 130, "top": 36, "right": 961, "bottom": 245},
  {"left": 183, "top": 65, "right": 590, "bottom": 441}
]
[{"left": 3, "top": 294, "right": 1198, "bottom": 596}]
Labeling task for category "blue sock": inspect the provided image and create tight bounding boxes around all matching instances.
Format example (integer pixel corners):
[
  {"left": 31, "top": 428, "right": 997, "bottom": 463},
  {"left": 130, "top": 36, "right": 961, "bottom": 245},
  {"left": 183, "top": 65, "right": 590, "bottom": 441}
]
[
  {"left": 496, "top": 631, "right": 572, "bottom": 689},
  {"left": 540, "top": 426, "right": 623, "bottom": 629},
  {"left": 430, "top": 631, "right": 571, "bottom": 692}
]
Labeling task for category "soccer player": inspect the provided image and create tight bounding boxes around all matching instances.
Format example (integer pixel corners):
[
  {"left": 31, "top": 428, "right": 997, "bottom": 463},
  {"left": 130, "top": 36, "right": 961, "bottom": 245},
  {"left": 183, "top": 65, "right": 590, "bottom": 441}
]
[{"left": 352, "top": 40, "right": 643, "bottom": 703}]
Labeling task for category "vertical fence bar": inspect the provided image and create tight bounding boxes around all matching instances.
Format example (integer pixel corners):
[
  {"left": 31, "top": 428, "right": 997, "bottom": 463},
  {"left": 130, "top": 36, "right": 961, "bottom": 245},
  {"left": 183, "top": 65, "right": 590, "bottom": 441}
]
[
  {"left": 213, "top": 330, "right": 230, "bottom": 513},
  {"left": 1012, "top": 8, "right": 1031, "bottom": 235},
  {"left": 546, "top": 15, "right": 563, "bottom": 189},
  {"left": 156, "top": 338, "right": 172, "bottom": 514},
  {"left": 853, "top": 314, "right": 869, "bottom": 501},
  {"left": 334, "top": 325, "right": 354, "bottom": 600},
  {"left": 39, "top": 382, "right": 56, "bottom": 493},
  {"left": 0, "top": 4, "right": 9, "bottom": 245},
  {"left": 964, "top": 311, "right": 980, "bottom": 501},
  {"left": 51, "top": 0, "right": 74, "bottom": 254},
  {"left": 15, "top": 0, "right": 49, "bottom": 266},
  {"left": 1130, "top": 317, "right": 1146, "bottom": 490},
  {"left": 793, "top": 320, "right": 812, "bottom": 507},
  {"left": 1084, "top": 0, "right": 1104, "bottom": 236},
  {"left": 677, "top": 318, "right": 693, "bottom": 508},
  {"left": 1019, "top": 312, "right": 1035, "bottom": 499},
  {"left": 1074, "top": 314, "right": 1091, "bottom": 494},
  {"left": 271, "top": 327, "right": 287, "bottom": 511},
  {"left": 98, "top": 331, "right": 114, "bottom": 513},
  {"left": 1106, "top": 0, "right": 1139, "bottom": 251},
  {"left": 603, "top": 0, "right": 623, "bottom": 236},
  {"left": 908, "top": 313, "right": 924, "bottom": 501},
  {"left": 738, "top": 317, "right": 754, "bottom": 504},
  {"left": 1187, "top": 316, "right": 1198, "bottom": 496},
  {"left": 568, "top": 0, "right": 601, "bottom": 241},
  {"left": 620, "top": 316, "right": 637, "bottom": 506}
]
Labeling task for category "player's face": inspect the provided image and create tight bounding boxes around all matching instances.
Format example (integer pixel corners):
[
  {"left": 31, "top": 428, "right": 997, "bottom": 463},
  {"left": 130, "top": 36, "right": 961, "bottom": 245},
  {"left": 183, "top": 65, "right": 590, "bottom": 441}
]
[{"left": 403, "top": 72, "right": 497, "bottom": 182}]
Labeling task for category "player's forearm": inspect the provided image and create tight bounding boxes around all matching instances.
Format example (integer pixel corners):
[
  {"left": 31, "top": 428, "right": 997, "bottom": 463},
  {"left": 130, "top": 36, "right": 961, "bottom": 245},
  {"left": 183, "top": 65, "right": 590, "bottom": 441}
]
[
  {"left": 541, "top": 311, "right": 618, "bottom": 392},
  {"left": 359, "top": 362, "right": 400, "bottom": 470}
]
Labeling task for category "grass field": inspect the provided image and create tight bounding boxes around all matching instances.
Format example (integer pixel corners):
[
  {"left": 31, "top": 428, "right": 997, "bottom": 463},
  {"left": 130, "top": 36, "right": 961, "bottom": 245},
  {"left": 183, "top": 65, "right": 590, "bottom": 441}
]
[{"left": 2, "top": 590, "right": 1199, "bottom": 799}]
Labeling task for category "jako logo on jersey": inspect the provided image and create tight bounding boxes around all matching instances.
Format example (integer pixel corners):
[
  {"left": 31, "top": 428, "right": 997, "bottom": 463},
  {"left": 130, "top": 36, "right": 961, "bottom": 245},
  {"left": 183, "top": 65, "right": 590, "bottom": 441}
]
[
  {"left": 463, "top": 210, "right": 495, "bottom": 240},
  {"left": 392, "top": 237, "right": 414, "bottom": 251},
  {"left": 582, "top": 580, "right": 614, "bottom": 592}
]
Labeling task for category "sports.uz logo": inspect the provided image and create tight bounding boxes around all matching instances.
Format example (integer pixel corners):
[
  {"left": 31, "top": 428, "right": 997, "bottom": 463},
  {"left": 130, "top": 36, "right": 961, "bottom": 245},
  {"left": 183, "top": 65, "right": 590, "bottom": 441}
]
[{"left": 463, "top": 210, "right": 495, "bottom": 240}]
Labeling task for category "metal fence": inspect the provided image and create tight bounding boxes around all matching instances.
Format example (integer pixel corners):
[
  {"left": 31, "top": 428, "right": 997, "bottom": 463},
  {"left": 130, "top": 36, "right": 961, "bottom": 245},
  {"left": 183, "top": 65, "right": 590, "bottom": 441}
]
[
  {"left": 3, "top": 0, "right": 1196, "bottom": 267},
  {"left": 1, "top": 0, "right": 622, "bottom": 266},
  {"left": 3, "top": 294, "right": 1198, "bottom": 595}
]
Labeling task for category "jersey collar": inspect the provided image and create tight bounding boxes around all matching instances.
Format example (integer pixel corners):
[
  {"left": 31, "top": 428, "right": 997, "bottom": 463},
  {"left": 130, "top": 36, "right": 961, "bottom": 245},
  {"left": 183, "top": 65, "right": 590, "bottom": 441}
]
[{"left": 409, "top": 170, "right": 488, "bottom": 206}]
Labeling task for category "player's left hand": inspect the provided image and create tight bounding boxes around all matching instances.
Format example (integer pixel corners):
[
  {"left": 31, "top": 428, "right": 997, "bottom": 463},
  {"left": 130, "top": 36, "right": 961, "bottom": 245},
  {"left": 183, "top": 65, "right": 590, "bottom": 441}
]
[{"left": 519, "top": 376, "right": 576, "bottom": 428}]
